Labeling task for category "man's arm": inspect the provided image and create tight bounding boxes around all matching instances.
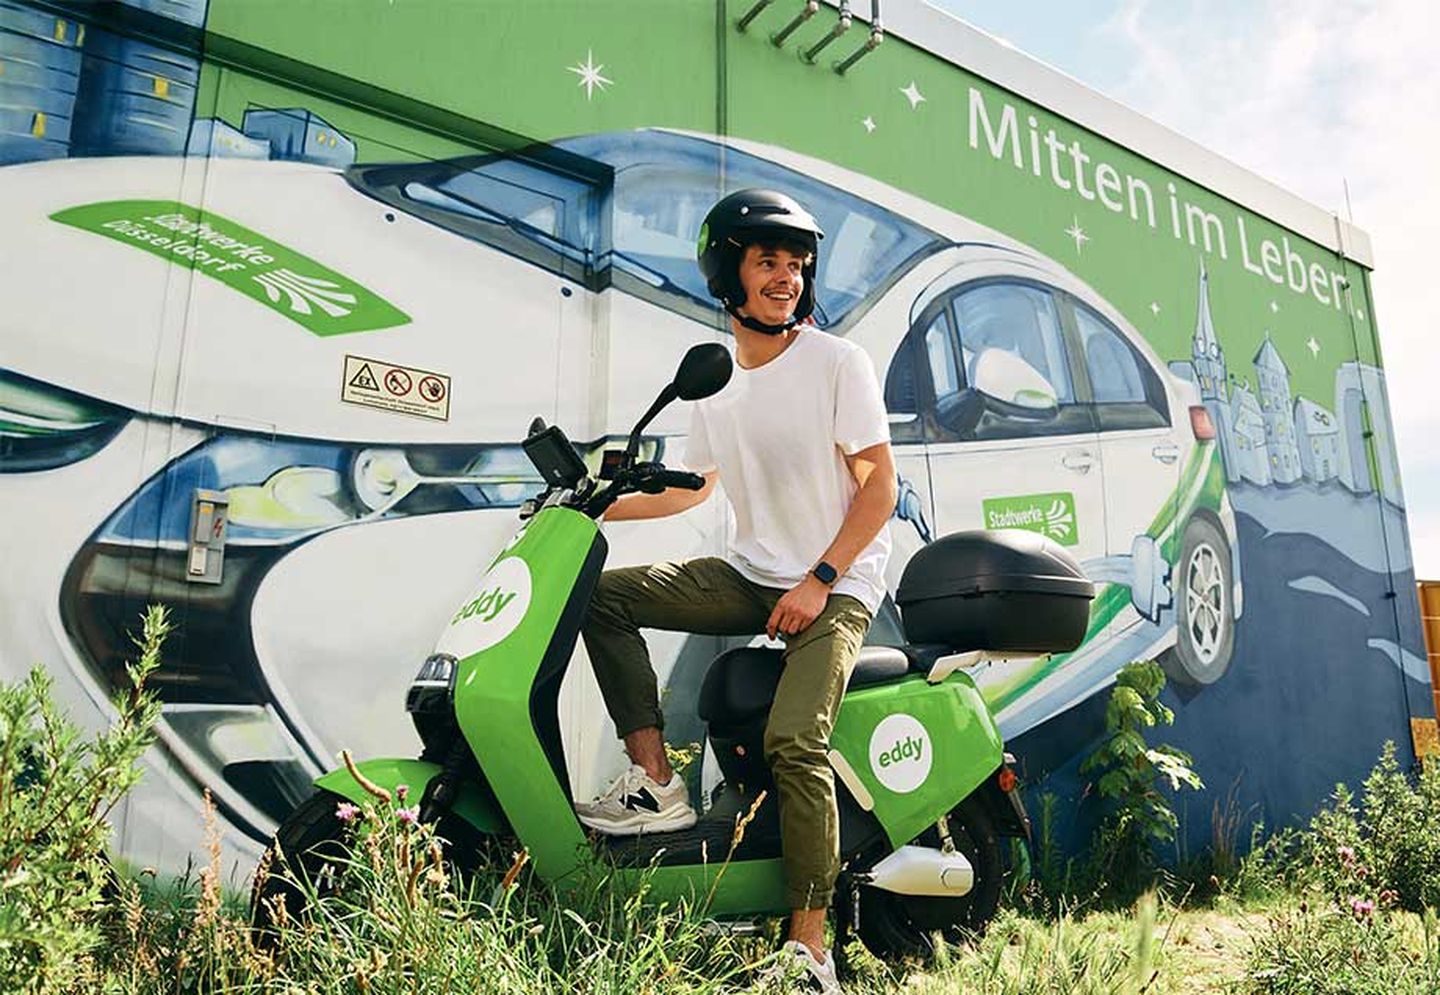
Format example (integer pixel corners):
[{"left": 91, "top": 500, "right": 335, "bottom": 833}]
[
  {"left": 766, "top": 442, "right": 898, "bottom": 638},
  {"left": 603, "top": 470, "right": 719, "bottom": 522}
]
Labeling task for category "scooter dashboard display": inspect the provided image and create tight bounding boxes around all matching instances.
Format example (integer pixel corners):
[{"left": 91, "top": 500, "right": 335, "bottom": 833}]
[{"left": 522, "top": 424, "right": 587, "bottom": 489}]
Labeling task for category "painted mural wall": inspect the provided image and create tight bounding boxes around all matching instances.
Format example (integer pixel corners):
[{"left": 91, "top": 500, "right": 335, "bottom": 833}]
[{"left": 0, "top": 0, "right": 1429, "bottom": 874}]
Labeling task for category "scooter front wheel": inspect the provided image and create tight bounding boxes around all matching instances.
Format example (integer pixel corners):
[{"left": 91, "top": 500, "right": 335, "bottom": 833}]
[
  {"left": 250, "top": 789, "right": 353, "bottom": 941},
  {"left": 853, "top": 803, "right": 1002, "bottom": 962}
]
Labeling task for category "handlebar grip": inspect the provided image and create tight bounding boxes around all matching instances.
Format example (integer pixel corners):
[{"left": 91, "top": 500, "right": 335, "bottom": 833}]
[{"left": 658, "top": 470, "right": 707, "bottom": 491}]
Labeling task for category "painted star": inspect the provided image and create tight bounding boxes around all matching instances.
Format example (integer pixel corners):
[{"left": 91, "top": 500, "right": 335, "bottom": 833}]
[
  {"left": 1269, "top": 300, "right": 1279, "bottom": 314},
  {"left": 900, "top": 81, "right": 926, "bottom": 109},
  {"left": 1149, "top": 302, "right": 1161, "bottom": 316},
  {"left": 567, "top": 50, "right": 614, "bottom": 101},
  {"left": 862, "top": 116, "right": 876, "bottom": 133},
  {"left": 1064, "top": 216, "right": 1089, "bottom": 255},
  {"left": 1307, "top": 336, "right": 1320, "bottom": 357}
]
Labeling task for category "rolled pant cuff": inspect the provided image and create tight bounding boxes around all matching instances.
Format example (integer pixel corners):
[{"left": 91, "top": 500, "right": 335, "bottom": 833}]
[
  {"left": 785, "top": 886, "right": 835, "bottom": 911},
  {"left": 613, "top": 711, "right": 665, "bottom": 739}
]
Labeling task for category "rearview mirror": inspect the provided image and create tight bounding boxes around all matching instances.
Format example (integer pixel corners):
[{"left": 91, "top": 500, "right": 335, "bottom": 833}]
[
  {"left": 673, "top": 343, "right": 733, "bottom": 401},
  {"left": 624, "top": 343, "right": 734, "bottom": 461}
]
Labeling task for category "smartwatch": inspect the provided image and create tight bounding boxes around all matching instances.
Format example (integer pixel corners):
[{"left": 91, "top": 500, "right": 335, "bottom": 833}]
[{"left": 811, "top": 560, "right": 839, "bottom": 586}]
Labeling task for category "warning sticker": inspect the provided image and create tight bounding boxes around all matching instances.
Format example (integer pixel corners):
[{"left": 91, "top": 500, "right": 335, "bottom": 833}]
[{"left": 341, "top": 355, "right": 451, "bottom": 421}]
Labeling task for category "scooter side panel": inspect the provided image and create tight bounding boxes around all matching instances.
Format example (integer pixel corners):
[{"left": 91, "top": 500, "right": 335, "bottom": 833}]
[
  {"left": 447, "top": 506, "right": 600, "bottom": 881},
  {"left": 829, "top": 674, "right": 1003, "bottom": 848},
  {"left": 315, "top": 757, "right": 507, "bottom": 834}
]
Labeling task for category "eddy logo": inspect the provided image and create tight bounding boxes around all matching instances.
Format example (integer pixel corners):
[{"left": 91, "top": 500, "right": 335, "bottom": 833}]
[
  {"left": 451, "top": 587, "right": 518, "bottom": 625},
  {"left": 436, "top": 556, "right": 532, "bottom": 657},
  {"left": 868, "top": 713, "right": 933, "bottom": 794}
]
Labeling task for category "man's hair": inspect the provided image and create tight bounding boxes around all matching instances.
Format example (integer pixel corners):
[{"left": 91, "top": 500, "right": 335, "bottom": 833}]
[{"left": 736, "top": 234, "right": 815, "bottom": 265}]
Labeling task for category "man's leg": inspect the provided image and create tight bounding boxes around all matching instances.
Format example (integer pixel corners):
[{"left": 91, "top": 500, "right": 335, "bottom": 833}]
[
  {"left": 762, "top": 595, "right": 871, "bottom": 958},
  {"left": 580, "top": 558, "right": 769, "bottom": 830}
]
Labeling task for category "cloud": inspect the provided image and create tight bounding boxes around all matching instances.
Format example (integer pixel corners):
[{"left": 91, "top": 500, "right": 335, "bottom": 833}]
[{"left": 1100, "top": 0, "right": 1440, "bottom": 575}]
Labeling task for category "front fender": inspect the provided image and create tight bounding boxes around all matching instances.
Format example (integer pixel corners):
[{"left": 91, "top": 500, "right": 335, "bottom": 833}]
[{"left": 314, "top": 758, "right": 508, "bottom": 835}]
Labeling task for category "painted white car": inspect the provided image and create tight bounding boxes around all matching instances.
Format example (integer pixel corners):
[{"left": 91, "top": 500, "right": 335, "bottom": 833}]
[{"left": 0, "top": 127, "right": 1241, "bottom": 866}]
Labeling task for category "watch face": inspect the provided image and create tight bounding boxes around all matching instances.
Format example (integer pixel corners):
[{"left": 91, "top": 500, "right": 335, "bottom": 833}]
[{"left": 814, "top": 561, "right": 838, "bottom": 585}]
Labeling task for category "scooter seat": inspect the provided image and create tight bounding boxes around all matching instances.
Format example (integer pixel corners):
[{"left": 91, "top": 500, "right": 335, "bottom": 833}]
[{"left": 698, "top": 644, "right": 942, "bottom": 730}]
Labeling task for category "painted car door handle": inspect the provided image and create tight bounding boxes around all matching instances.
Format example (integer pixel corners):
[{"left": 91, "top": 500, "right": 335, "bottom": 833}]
[
  {"left": 1062, "top": 451, "right": 1094, "bottom": 473},
  {"left": 1152, "top": 444, "right": 1181, "bottom": 464}
]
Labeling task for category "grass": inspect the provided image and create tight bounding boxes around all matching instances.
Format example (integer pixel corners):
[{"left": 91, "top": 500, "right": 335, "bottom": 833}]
[
  {"left": 4, "top": 617, "right": 1439, "bottom": 993},
  {"left": 77, "top": 805, "right": 1438, "bottom": 995}
]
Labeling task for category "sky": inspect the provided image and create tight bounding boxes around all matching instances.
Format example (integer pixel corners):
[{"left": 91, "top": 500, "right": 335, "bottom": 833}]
[{"left": 930, "top": 0, "right": 1440, "bottom": 580}]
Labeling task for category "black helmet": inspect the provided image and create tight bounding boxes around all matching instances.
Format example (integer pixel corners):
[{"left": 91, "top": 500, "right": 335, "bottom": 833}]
[{"left": 696, "top": 189, "right": 824, "bottom": 334}]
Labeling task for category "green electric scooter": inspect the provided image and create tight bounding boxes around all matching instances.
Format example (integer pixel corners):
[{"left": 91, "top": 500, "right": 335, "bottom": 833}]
[{"left": 253, "top": 342, "right": 1096, "bottom": 960}]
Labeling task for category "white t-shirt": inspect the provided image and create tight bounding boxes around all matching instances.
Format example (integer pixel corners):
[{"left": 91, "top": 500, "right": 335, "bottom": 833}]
[{"left": 682, "top": 328, "right": 892, "bottom": 614}]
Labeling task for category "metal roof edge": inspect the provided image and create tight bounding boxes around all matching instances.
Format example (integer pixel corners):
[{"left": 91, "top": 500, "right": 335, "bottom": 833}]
[{"left": 815, "top": 0, "right": 1374, "bottom": 268}]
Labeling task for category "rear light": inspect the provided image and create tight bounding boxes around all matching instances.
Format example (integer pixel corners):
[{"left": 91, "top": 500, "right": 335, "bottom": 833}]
[
  {"left": 1188, "top": 404, "right": 1216, "bottom": 441},
  {"left": 996, "top": 765, "right": 1017, "bottom": 793}
]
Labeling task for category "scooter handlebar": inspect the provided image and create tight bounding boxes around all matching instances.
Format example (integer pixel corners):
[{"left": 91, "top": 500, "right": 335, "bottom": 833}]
[{"left": 655, "top": 469, "right": 707, "bottom": 491}]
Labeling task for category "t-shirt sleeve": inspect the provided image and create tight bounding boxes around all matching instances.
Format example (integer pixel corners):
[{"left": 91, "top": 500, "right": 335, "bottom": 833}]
[
  {"left": 680, "top": 403, "right": 718, "bottom": 472},
  {"left": 834, "top": 347, "right": 891, "bottom": 455}
]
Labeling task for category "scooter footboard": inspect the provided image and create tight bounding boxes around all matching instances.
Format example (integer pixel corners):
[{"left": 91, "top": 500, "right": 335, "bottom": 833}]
[{"left": 314, "top": 757, "right": 508, "bottom": 835}]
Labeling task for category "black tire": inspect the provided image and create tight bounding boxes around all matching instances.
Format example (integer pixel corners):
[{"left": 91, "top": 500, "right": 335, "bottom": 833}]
[
  {"left": 1160, "top": 516, "right": 1235, "bottom": 687},
  {"left": 250, "top": 789, "right": 352, "bottom": 940},
  {"left": 854, "top": 803, "right": 1003, "bottom": 962}
]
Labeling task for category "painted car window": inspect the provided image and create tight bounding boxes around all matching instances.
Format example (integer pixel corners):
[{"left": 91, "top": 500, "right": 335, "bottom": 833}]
[
  {"left": 924, "top": 308, "right": 961, "bottom": 400},
  {"left": 1074, "top": 305, "right": 1144, "bottom": 402},
  {"left": 953, "top": 283, "right": 1073, "bottom": 403},
  {"left": 347, "top": 148, "right": 609, "bottom": 287},
  {"left": 914, "top": 281, "right": 1095, "bottom": 443},
  {"left": 1072, "top": 301, "right": 1169, "bottom": 430},
  {"left": 352, "top": 131, "right": 946, "bottom": 328},
  {"left": 556, "top": 132, "right": 946, "bottom": 328},
  {"left": 883, "top": 335, "right": 925, "bottom": 444},
  {"left": 415, "top": 156, "right": 600, "bottom": 260}
]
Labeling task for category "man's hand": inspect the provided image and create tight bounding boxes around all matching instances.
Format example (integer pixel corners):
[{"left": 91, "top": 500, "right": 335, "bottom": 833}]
[{"left": 767, "top": 575, "right": 830, "bottom": 640}]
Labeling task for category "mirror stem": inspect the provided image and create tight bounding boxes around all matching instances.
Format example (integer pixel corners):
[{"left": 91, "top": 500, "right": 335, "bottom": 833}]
[{"left": 626, "top": 384, "right": 679, "bottom": 460}]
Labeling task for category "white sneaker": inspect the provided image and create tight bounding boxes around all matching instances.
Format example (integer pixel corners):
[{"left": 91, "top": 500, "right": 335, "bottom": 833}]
[
  {"left": 574, "top": 764, "right": 698, "bottom": 835},
  {"left": 757, "top": 941, "right": 842, "bottom": 994}
]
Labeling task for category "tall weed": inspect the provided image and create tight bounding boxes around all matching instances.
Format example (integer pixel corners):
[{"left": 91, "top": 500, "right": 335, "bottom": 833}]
[{"left": 0, "top": 605, "right": 167, "bottom": 994}]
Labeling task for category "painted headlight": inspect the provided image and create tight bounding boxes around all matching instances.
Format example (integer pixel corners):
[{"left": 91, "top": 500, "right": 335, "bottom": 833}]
[
  {"left": 58, "top": 428, "right": 662, "bottom": 838},
  {"left": 0, "top": 368, "right": 130, "bottom": 472}
]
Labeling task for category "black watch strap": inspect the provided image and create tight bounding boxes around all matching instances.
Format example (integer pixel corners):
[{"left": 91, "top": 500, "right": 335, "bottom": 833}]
[{"left": 812, "top": 560, "right": 839, "bottom": 586}]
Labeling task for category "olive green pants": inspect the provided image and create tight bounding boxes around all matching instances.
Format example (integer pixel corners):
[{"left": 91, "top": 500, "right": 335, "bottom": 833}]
[{"left": 581, "top": 557, "right": 871, "bottom": 910}]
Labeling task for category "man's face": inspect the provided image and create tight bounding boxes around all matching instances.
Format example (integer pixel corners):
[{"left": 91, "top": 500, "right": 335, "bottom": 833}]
[{"left": 736, "top": 243, "right": 807, "bottom": 327}]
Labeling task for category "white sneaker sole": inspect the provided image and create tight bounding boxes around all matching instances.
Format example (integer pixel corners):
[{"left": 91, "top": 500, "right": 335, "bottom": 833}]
[{"left": 576, "top": 807, "right": 698, "bottom": 836}]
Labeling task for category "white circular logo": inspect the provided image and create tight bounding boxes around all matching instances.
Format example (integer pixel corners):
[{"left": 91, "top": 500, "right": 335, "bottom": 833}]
[
  {"left": 868, "top": 713, "right": 933, "bottom": 794},
  {"left": 436, "top": 556, "right": 532, "bottom": 657}
]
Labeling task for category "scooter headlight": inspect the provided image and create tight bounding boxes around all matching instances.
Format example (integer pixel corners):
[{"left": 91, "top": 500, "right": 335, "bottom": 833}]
[
  {"left": 406, "top": 653, "right": 458, "bottom": 715},
  {"left": 406, "top": 653, "right": 460, "bottom": 760},
  {"left": 0, "top": 368, "right": 130, "bottom": 472}
]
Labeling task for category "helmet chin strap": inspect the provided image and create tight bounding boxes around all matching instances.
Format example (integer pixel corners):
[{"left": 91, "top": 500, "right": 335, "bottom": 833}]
[{"left": 726, "top": 302, "right": 797, "bottom": 336}]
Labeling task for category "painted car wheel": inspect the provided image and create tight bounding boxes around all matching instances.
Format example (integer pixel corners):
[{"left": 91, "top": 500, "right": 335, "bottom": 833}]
[
  {"left": 854, "top": 803, "right": 1002, "bottom": 962},
  {"left": 1160, "top": 516, "right": 1235, "bottom": 687}
]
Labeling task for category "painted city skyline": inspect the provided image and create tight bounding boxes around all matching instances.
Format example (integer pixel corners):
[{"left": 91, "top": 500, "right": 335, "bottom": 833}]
[{"left": 1187, "top": 265, "right": 1403, "bottom": 507}]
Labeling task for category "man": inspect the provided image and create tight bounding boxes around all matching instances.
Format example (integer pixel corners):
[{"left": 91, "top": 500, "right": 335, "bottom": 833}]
[{"left": 576, "top": 189, "right": 896, "bottom": 991}]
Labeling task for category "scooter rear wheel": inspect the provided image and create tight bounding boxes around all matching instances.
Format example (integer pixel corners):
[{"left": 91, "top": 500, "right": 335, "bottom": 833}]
[{"left": 853, "top": 803, "right": 1002, "bottom": 962}]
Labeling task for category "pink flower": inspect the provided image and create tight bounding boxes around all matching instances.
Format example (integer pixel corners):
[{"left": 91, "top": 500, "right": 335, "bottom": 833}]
[
  {"left": 396, "top": 783, "right": 410, "bottom": 803},
  {"left": 1350, "top": 897, "right": 1375, "bottom": 919},
  {"left": 335, "top": 802, "right": 361, "bottom": 823},
  {"left": 396, "top": 805, "right": 420, "bottom": 826},
  {"left": 1336, "top": 845, "right": 1356, "bottom": 864}
]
